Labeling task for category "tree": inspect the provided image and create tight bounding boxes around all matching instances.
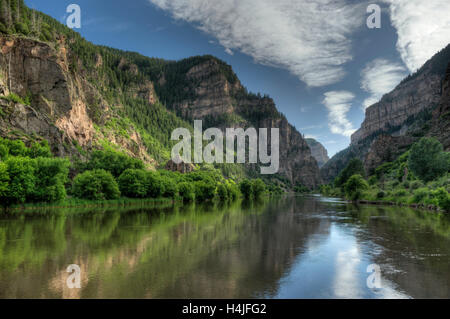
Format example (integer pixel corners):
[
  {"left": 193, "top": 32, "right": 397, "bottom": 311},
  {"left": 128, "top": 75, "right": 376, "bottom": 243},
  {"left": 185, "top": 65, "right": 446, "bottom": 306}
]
[
  {"left": 252, "top": 179, "right": 266, "bottom": 198},
  {"left": 145, "top": 171, "right": 164, "bottom": 198},
  {"left": 86, "top": 149, "right": 144, "bottom": 178},
  {"left": 344, "top": 174, "right": 369, "bottom": 201},
  {"left": 178, "top": 182, "right": 195, "bottom": 202},
  {"left": 0, "top": 162, "right": 9, "bottom": 201},
  {"left": 0, "top": 144, "right": 8, "bottom": 160},
  {"left": 28, "top": 140, "right": 52, "bottom": 158},
  {"left": 217, "top": 183, "right": 228, "bottom": 201},
  {"left": 5, "top": 139, "right": 28, "bottom": 157},
  {"left": 72, "top": 169, "right": 120, "bottom": 200},
  {"left": 161, "top": 177, "right": 178, "bottom": 198},
  {"left": 226, "top": 180, "right": 239, "bottom": 200},
  {"left": 432, "top": 187, "right": 450, "bottom": 212},
  {"left": 408, "top": 137, "right": 450, "bottom": 182},
  {"left": 4, "top": 156, "right": 35, "bottom": 204},
  {"left": 335, "top": 158, "right": 365, "bottom": 187},
  {"left": 32, "top": 157, "right": 69, "bottom": 202},
  {"left": 239, "top": 179, "right": 253, "bottom": 199},
  {"left": 194, "top": 180, "right": 216, "bottom": 201},
  {"left": 118, "top": 169, "right": 148, "bottom": 198}
]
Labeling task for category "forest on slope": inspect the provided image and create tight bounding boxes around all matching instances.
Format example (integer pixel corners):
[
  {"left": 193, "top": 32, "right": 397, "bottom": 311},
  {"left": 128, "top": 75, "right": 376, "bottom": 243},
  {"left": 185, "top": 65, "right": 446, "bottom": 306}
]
[{"left": 0, "top": 0, "right": 319, "bottom": 207}]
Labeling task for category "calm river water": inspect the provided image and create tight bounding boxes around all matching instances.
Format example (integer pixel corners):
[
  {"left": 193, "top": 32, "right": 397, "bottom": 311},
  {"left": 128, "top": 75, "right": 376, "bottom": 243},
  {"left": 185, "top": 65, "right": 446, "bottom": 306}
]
[{"left": 0, "top": 196, "right": 449, "bottom": 299}]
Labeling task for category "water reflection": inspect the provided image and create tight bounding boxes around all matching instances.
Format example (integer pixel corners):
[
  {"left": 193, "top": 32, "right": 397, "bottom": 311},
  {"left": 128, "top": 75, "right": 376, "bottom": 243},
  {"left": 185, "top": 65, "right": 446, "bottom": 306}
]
[{"left": 0, "top": 196, "right": 449, "bottom": 298}]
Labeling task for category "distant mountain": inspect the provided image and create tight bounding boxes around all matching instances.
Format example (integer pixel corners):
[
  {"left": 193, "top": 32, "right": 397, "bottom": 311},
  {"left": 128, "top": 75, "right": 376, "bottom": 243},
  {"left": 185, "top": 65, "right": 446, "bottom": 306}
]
[
  {"left": 322, "top": 44, "right": 450, "bottom": 182},
  {"left": 306, "top": 138, "right": 329, "bottom": 168},
  {"left": 0, "top": 1, "right": 321, "bottom": 188}
]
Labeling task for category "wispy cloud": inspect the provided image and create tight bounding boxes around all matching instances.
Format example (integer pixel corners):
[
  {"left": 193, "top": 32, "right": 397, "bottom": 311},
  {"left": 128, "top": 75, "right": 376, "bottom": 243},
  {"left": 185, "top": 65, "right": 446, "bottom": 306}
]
[
  {"left": 384, "top": 0, "right": 450, "bottom": 72},
  {"left": 360, "top": 59, "right": 407, "bottom": 109},
  {"left": 300, "top": 124, "right": 325, "bottom": 131},
  {"left": 148, "top": 0, "right": 367, "bottom": 87},
  {"left": 322, "top": 91, "right": 356, "bottom": 137}
]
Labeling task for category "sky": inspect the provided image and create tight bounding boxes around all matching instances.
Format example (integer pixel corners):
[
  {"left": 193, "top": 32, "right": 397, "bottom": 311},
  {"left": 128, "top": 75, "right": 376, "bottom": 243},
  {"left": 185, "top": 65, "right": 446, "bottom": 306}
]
[{"left": 25, "top": 0, "right": 450, "bottom": 156}]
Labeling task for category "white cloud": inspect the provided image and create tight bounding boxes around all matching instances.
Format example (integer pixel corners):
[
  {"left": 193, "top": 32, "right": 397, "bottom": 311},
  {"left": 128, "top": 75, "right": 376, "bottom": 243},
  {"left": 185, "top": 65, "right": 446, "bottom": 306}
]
[
  {"left": 385, "top": 0, "right": 450, "bottom": 72},
  {"left": 360, "top": 59, "right": 407, "bottom": 109},
  {"left": 149, "top": 0, "right": 366, "bottom": 87},
  {"left": 322, "top": 91, "right": 356, "bottom": 137},
  {"left": 225, "top": 48, "right": 234, "bottom": 56}
]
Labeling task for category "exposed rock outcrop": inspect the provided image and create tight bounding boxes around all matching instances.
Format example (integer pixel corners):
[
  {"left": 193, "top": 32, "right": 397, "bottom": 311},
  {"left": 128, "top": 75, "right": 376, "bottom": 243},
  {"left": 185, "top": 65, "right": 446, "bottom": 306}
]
[
  {"left": 364, "top": 135, "right": 416, "bottom": 175},
  {"left": 306, "top": 138, "right": 329, "bottom": 168},
  {"left": 0, "top": 35, "right": 321, "bottom": 186},
  {"left": 164, "top": 58, "right": 321, "bottom": 188},
  {"left": 322, "top": 44, "right": 450, "bottom": 183},
  {"left": 429, "top": 63, "right": 450, "bottom": 151},
  {"left": 351, "top": 45, "right": 450, "bottom": 145},
  {"left": 165, "top": 157, "right": 195, "bottom": 174},
  {"left": 0, "top": 36, "right": 154, "bottom": 164}
]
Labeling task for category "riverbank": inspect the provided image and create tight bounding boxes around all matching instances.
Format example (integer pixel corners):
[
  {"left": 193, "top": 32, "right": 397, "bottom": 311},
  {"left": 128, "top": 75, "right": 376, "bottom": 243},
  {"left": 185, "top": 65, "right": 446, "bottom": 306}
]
[
  {"left": 2, "top": 197, "right": 182, "bottom": 212},
  {"left": 356, "top": 199, "right": 442, "bottom": 212}
]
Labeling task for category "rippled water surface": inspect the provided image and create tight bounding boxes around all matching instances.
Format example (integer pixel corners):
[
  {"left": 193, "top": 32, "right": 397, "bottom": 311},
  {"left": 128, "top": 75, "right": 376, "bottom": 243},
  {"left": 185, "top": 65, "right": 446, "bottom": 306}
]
[{"left": 0, "top": 196, "right": 449, "bottom": 298}]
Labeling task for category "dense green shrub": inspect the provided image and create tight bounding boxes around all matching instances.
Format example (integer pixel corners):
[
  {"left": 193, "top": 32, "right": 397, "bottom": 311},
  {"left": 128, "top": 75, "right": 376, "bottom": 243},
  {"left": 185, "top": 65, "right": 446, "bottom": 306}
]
[
  {"left": 86, "top": 149, "right": 144, "bottom": 178},
  {"left": 239, "top": 179, "right": 253, "bottom": 199},
  {"left": 394, "top": 189, "right": 408, "bottom": 197},
  {"left": 432, "top": 187, "right": 450, "bottom": 211},
  {"left": 0, "top": 144, "right": 8, "bottom": 160},
  {"left": 413, "top": 188, "right": 429, "bottom": 203},
  {"left": 0, "top": 162, "right": 9, "bottom": 200},
  {"left": 368, "top": 176, "right": 378, "bottom": 186},
  {"left": 410, "top": 180, "right": 423, "bottom": 190},
  {"left": 252, "top": 179, "right": 266, "bottom": 198},
  {"left": 178, "top": 182, "right": 195, "bottom": 202},
  {"left": 28, "top": 140, "right": 52, "bottom": 158},
  {"left": 217, "top": 183, "right": 228, "bottom": 201},
  {"left": 3, "top": 157, "right": 36, "bottom": 204},
  {"left": 194, "top": 180, "right": 216, "bottom": 202},
  {"left": 294, "top": 183, "right": 309, "bottom": 193},
  {"left": 118, "top": 169, "right": 148, "bottom": 198},
  {"left": 344, "top": 174, "right": 369, "bottom": 201},
  {"left": 161, "top": 177, "right": 178, "bottom": 198},
  {"left": 32, "top": 157, "right": 69, "bottom": 202},
  {"left": 376, "top": 191, "right": 385, "bottom": 199},
  {"left": 335, "top": 158, "right": 365, "bottom": 187},
  {"left": 72, "top": 169, "right": 120, "bottom": 200},
  {"left": 226, "top": 180, "right": 240, "bottom": 200},
  {"left": 3, "top": 139, "right": 28, "bottom": 157},
  {"left": 408, "top": 137, "right": 450, "bottom": 182},
  {"left": 145, "top": 171, "right": 164, "bottom": 198}
]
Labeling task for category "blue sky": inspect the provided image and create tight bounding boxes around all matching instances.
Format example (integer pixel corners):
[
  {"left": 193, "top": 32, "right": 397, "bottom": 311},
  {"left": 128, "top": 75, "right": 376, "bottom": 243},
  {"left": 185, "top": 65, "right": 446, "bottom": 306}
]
[{"left": 25, "top": 0, "right": 450, "bottom": 156}]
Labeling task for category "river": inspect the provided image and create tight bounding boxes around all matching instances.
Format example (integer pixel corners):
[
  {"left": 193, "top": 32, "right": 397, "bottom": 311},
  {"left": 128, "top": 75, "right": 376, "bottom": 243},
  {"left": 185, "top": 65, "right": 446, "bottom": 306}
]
[{"left": 0, "top": 195, "right": 449, "bottom": 299}]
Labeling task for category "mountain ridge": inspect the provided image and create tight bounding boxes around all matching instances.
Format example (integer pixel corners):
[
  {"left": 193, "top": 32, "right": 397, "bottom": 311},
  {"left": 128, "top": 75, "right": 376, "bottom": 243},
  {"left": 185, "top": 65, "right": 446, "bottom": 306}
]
[
  {"left": 0, "top": 0, "right": 321, "bottom": 188},
  {"left": 322, "top": 44, "right": 450, "bottom": 182}
]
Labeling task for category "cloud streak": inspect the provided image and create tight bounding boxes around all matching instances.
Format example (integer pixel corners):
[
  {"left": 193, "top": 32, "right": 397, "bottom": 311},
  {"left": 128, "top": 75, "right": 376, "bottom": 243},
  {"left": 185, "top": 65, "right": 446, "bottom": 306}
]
[
  {"left": 322, "top": 91, "right": 356, "bottom": 137},
  {"left": 385, "top": 0, "right": 450, "bottom": 72},
  {"left": 149, "top": 0, "right": 366, "bottom": 87},
  {"left": 360, "top": 59, "right": 407, "bottom": 109}
]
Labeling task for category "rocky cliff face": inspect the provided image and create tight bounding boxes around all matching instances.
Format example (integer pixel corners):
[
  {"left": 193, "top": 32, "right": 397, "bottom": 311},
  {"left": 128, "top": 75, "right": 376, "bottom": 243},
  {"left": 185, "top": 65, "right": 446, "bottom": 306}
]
[
  {"left": 322, "top": 44, "right": 450, "bottom": 183},
  {"left": 163, "top": 58, "right": 321, "bottom": 188},
  {"left": 0, "top": 36, "right": 155, "bottom": 165},
  {"left": 0, "top": 35, "right": 320, "bottom": 187},
  {"left": 364, "top": 135, "right": 416, "bottom": 175},
  {"left": 306, "top": 139, "right": 329, "bottom": 168},
  {"left": 429, "top": 63, "right": 450, "bottom": 151},
  {"left": 351, "top": 62, "right": 443, "bottom": 145}
]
